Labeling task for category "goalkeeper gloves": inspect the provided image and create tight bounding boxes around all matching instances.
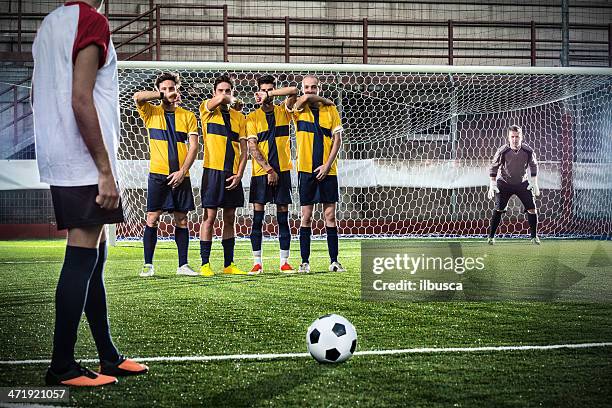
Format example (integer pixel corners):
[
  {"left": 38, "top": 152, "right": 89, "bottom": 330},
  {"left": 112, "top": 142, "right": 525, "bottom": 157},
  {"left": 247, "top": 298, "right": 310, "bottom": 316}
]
[
  {"left": 528, "top": 179, "right": 541, "bottom": 196},
  {"left": 487, "top": 180, "right": 499, "bottom": 200}
]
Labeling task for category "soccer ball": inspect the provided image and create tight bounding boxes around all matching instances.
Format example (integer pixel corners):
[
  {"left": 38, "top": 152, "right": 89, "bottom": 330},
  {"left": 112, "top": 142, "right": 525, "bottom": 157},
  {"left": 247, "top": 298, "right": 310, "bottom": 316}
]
[{"left": 306, "top": 314, "right": 357, "bottom": 363}]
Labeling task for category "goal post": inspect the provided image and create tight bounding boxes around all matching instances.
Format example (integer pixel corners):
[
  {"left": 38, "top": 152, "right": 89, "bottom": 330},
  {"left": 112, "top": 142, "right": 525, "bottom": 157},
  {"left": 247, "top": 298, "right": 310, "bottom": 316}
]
[{"left": 115, "top": 62, "right": 612, "bottom": 241}]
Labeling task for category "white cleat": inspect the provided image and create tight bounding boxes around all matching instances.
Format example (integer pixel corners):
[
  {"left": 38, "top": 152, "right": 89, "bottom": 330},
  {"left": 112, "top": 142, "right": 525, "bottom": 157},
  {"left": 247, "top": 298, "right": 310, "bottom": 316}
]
[
  {"left": 298, "top": 262, "right": 310, "bottom": 273},
  {"left": 176, "top": 264, "right": 199, "bottom": 276},
  {"left": 140, "top": 263, "right": 155, "bottom": 277},
  {"left": 487, "top": 237, "right": 496, "bottom": 245},
  {"left": 531, "top": 236, "right": 541, "bottom": 245},
  {"left": 329, "top": 261, "right": 346, "bottom": 272}
]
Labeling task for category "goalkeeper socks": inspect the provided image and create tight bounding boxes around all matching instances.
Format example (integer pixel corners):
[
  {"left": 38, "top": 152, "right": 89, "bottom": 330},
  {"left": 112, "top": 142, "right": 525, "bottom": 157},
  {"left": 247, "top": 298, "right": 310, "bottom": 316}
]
[
  {"left": 51, "top": 245, "right": 98, "bottom": 373},
  {"left": 222, "top": 237, "right": 235, "bottom": 268},
  {"left": 527, "top": 212, "right": 538, "bottom": 238},
  {"left": 200, "top": 240, "right": 212, "bottom": 265},
  {"left": 326, "top": 226, "right": 339, "bottom": 263},
  {"left": 84, "top": 241, "right": 120, "bottom": 363},
  {"left": 489, "top": 210, "right": 502, "bottom": 238},
  {"left": 299, "top": 226, "right": 311, "bottom": 264},
  {"left": 143, "top": 225, "right": 157, "bottom": 264},
  {"left": 174, "top": 226, "right": 189, "bottom": 267},
  {"left": 250, "top": 210, "right": 264, "bottom": 252},
  {"left": 277, "top": 211, "right": 291, "bottom": 251}
]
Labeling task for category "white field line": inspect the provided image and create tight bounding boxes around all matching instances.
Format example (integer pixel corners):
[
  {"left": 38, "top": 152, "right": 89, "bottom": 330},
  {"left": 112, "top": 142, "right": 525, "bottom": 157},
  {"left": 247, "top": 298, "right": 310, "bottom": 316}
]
[{"left": 2, "top": 342, "right": 610, "bottom": 365}]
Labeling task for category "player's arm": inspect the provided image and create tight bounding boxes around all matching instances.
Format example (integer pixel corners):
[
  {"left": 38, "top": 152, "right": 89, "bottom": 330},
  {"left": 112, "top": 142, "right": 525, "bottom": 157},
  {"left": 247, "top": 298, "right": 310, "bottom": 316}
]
[
  {"left": 315, "top": 131, "right": 342, "bottom": 181},
  {"left": 133, "top": 90, "right": 163, "bottom": 106},
  {"left": 167, "top": 133, "right": 199, "bottom": 188},
  {"left": 487, "top": 148, "right": 503, "bottom": 199},
  {"left": 255, "top": 86, "right": 299, "bottom": 107},
  {"left": 227, "top": 139, "right": 248, "bottom": 190},
  {"left": 293, "top": 94, "right": 335, "bottom": 111},
  {"left": 205, "top": 94, "right": 233, "bottom": 112},
  {"left": 248, "top": 138, "right": 278, "bottom": 186},
  {"left": 527, "top": 150, "right": 540, "bottom": 196},
  {"left": 72, "top": 43, "right": 119, "bottom": 210}
]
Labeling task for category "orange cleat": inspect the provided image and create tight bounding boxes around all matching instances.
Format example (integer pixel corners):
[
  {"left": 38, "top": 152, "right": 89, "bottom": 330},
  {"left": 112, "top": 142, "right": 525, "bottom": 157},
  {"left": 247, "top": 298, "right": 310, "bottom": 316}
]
[
  {"left": 280, "top": 262, "right": 296, "bottom": 273},
  {"left": 100, "top": 355, "right": 149, "bottom": 377},
  {"left": 45, "top": 363, "right": 117, "bottom": 387},
  {"left": 249, "top": 263, "right": 263, "bottom": 275}
]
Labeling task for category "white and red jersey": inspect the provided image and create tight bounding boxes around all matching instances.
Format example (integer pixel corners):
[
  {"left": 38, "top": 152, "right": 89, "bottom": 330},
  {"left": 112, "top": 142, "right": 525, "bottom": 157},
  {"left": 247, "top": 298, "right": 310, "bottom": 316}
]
[{"left": 32, "top": 1, "right": 120, "bottom": 186}]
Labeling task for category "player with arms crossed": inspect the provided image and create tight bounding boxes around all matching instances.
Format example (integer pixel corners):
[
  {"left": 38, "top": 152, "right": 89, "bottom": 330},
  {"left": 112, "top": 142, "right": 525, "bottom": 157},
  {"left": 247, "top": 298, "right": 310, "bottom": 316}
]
[
  {"left": 246, "top": 75, "right": 299, "bottom": 274},
  {"left": 487, "top": 125, "right": 541, "bottom": 244},
  {"left": 293, "top": 75, "right": 345, "bottom": 273},
  {"left": 32, "top": 0, "right": 148, "bottom": 386},
  {"left": 199, "top": 75, "right": 249, "bottom": 276},
  {"left": 133, "top": 72, "right": 199, "bottom": 277}
]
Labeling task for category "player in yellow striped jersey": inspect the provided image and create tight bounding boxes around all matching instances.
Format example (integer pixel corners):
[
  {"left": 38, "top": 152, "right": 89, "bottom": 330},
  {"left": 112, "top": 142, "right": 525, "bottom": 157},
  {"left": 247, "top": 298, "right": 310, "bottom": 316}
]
[
  {"left": 292, "top": 75, "right": 345, "bottom": 273},
  {"left": 198, "top": 74, "right": 249, "bottom": 276},
  {"left": 246, "top": 75, "right": 299, "bottom": 274},
  {"left": 133, "top": 72, "right": 199, "bottom": 278}
]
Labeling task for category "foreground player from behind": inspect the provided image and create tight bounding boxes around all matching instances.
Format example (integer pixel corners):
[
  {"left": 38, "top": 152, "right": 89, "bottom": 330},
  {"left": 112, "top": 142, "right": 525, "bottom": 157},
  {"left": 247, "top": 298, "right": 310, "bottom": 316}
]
[
  {"left": 293, "top": 75, "right": 345, "bottom": 273},
  {"left": 133, "top": 72, "right": 199, "bottom": 277},
  {"left": 487, "top": 125, "right": 541, "bottom": 244},
  {"left": 199, "top": 75, "right": 249, "bottom": 276},
  {"left": 32, "top": 0, "right": 148, "bottom": 386},
  {"left": 247, "top": 75, "right": 299, "bottom": 274}
]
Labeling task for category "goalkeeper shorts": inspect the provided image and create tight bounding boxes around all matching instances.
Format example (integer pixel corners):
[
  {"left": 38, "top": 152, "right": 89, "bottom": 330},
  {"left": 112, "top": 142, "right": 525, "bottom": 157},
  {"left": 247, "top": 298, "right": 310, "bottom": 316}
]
[
  {"left": 249, "top": 171, "right": 292, "bottom": 205},
  {"left": 50, "top": 184, "right": 124, "bottom": 230},
  {"left": 495, "top": 180, "right": 536, "bottom": 212},
  {"left": 298, "top": 172, "right": 339, "bottom": 206}
]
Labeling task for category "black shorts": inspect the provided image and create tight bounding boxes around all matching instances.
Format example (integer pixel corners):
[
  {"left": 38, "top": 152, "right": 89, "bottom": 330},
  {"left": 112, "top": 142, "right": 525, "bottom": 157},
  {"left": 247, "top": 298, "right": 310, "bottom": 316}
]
[
  {"left": 50, "top": 184, "right": 124, "bottom": 231},
  {"left": 201, "top": 168, "right": 245, "bottom": 209},
  {"left": 298, "top": 172, "right": 339, "bottom": 206},
  {"left": 495, "top": 179, "right": 536, "bottom": 212},
  {"left": 249, "top": 171, "right": 292, "bottom": 205},
  {"left": 146, "top": 173, "right": 195, "bottom": 213}
]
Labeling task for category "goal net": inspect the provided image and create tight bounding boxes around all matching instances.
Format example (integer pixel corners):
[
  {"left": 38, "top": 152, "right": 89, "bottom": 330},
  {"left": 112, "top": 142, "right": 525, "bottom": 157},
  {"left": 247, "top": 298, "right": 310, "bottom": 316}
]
[{"left": 116, "top": 62, "right": 612, "bottom": 240}]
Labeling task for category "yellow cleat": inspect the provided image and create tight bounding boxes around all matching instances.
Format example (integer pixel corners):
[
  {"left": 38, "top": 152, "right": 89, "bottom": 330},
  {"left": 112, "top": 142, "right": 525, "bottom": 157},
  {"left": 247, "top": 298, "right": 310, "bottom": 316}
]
[
  {"left": 200, "top": 263, "right": 214, "bottom": 277},
  {"left": 223, "top": 262, "right": 248, "bottom": 275}
]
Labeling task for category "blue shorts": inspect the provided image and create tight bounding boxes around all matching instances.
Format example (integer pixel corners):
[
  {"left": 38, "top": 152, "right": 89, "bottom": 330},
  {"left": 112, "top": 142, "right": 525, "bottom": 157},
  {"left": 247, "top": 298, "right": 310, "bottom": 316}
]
[
  {"left": 201, "top": 168, "right": 245, "bottom": 209},
  {"left": 147, "top": 173, "right": 195, "bottom": 213},
  {"left": 249, "top": 171, "right": 292, "bottom": 205},
  {"left": 298, "top": 172, "right": 339, "bottom": 206}
]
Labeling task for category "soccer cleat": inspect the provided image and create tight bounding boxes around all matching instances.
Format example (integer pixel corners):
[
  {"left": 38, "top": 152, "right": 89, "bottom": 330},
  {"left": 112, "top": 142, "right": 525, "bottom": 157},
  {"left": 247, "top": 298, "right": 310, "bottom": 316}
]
[
  {"left": 249, "top": 263, "right": 263, "bottom": 275},
  {"left": 298, "top": 262, "right": 310, "bottom": 273},
  {"left": 140, "top": 264, "right": 154, "bottom": 277},
  {"left": 487, "top": 237, "right": 496, "bottom": 245},
  {"left": 176, "top": 264, "right": 199, "bottom": 276},
  {"left": 280, "top": 262, "right": 296, "bottom": 274},
  {"left": 531, "top": 236, "right": 541, "bottom": 245},
  {"left": 100, "top": 355, "right": 149, "bottom": 377},
  {"left": 223, "top": 263, "right": 248, "bottom": 275},
  {"left": 45, "top": 363, "right": 117, "bottom": 387},
  {"left": 200, "top": 263, "right": 214, "bottom": 277},
  {"left": 329, "top": 261, "right": 346, "bottom": 272}
]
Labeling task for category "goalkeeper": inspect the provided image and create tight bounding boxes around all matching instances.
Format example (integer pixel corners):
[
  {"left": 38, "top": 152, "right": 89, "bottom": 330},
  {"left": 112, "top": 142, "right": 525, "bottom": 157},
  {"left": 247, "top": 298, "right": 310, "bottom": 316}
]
[{"left": 487, "top": 125, "right": 541, "bottom": 244}]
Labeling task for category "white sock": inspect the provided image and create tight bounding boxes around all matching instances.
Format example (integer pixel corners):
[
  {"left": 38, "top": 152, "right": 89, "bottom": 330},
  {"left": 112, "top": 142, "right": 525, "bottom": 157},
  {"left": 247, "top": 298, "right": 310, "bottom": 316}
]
[
  {"left": 280, "top": 249, "right": 290, "bottom": 266},
  {"left": 253, "top": 250, "right": 262, "bottom": 266}
]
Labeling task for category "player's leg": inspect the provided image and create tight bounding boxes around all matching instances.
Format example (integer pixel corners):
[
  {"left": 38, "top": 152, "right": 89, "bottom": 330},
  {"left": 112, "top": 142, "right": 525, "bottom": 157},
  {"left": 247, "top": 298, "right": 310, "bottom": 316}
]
[
  {"left": 277, "top": 204, "right": 294, "bottom": 273},
  {"left": 173, "top": 211, "right": 197, "bottom": 275},
  {"left": 250, "top": 202, "right": 265, "bottom": 273},
  {"left": 199, "top": 207, "right": 217, "bottom": 276},
  {"left": 324, "top": 202, "right": 344, "bottom": 271},
  {"left": 221, "top": 207, "right": 247, "bottom": 275},
  {"left": 488, "top": 181, "right": 512, "bottom": 244},
  {"left": 87, "top": 227, "right": 148, "bottom": 377},
  {"left": 299, "top": 204, "right": 314, "bottom": 273},
  {"left": 142, "top": 210, "right": 161, "bottom": 277},
  {"left": 517, "top": 181, "right": 540, "bottom": 244},
  {"left": 142, "top": 173, "right": 167, "bottom": 276}
]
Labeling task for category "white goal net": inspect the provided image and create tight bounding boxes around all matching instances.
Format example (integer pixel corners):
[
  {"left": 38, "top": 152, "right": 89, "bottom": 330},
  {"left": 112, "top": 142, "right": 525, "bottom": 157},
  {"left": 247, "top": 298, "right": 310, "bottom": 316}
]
[{"left": 116, "top": 62, "right": 612, "bottom": 241}]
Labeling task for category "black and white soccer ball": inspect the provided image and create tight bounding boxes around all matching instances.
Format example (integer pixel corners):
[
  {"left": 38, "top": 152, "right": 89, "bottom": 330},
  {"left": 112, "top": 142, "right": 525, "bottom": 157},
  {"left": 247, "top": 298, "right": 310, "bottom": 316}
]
[{"left": 306, "top": 314, "right": 357, "bottom": 363}]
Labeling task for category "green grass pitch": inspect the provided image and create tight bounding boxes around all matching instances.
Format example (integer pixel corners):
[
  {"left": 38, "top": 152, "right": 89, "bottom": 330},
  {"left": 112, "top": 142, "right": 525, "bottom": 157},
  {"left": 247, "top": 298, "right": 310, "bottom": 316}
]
[{"left": 0, "top": 239, "right": 611, "bottom": 407}]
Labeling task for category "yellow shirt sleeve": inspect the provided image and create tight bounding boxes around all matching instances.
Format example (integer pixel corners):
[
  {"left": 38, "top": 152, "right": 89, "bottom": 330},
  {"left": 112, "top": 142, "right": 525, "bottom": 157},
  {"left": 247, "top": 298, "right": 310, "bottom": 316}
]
[
  {"left": 331, "top": 106, "right": 344, "bottom": 134},
  {"left": 199, "top": 99, "right": 214, "bottom": 123},
  {"left": 246, "top": 112, "right": 258, "bottom": 140},
  {"left": 135, "top": 101, "right": 154, "bottom": 122},
  {"left": 238, "top": 113, "right": 247, "bottom": 140},
  {"left": 187, "top": 111, "right": 198, "bottom": 135}
]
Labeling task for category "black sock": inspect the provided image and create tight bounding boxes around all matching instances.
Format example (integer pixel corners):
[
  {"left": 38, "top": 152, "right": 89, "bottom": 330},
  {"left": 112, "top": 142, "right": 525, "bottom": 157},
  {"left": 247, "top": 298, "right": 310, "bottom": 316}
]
[
  {"left": 326, "top": 226, "right": 339, "bottom": 263},
  {"left": 300, "top": 227, "right": 311, "bottom": 264},
  {"left": 251, "top": 211, "right": 264, "bottom": 252},
  {"left": 50, "top": 245, "right": 98, "bottom": 373},
  {"left": 84, "top": 241, "right": 120, "bottom": 363},
  {"left": 527, "top": 213, "right": 538, "bottom": 238},
  {"left": 277, "top": 211, "right": 291, "bottom": 251},
  {"left": 200, "top": 240, "right": 212, "bottom": 266},
  {"left": 489, "top": 210, "right": 502, "bottom": 238},
  {"left": 143, "top": 226, "right": 157, "bottom": 264},
  {"left": 174, "top": 226, "right": 189, "bottom": 267},
  {"left": 222, "top": 237, "right": 235, "bottom": 268}
]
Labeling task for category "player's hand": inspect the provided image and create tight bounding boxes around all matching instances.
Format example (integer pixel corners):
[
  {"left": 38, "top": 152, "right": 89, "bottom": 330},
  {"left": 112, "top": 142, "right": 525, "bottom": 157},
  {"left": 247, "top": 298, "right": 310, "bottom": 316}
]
[
  {"left": 231, "top": 97, "right": 244, "bottom": 112},
  {"left": 267, "top": 169, "right": 279, "bottom": 186},
  {"left": 254, "top": 91, "right": 268, "bottom": 105},
  {"left": 314, "top": 164, "right": 330, "bottom": 180},
  {"left": 173, "top": 92, "right": 182, "bottom": 106},
  {"left": 528, "top": 180, "right": 541, "bottom": 197},
  {"left": 165, "top": 90, "right": 179, "bottom": 104},
  {"left": 96, "top": 172, "right": 120, "bottom": 210},
  {"left": 226, "top": 174, "right": 242, "bottom": 190},
  {"left": 487, "top": 181, "right": 499, "bottom": 200},
  {"left": 167, "top": 170, "right": 185, "bottom": 188}
]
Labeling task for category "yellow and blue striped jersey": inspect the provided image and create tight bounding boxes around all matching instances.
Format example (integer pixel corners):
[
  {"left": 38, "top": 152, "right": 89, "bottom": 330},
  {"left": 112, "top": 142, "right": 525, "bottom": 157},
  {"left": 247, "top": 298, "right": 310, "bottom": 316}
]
[
  {"left": 199, "top": 100, "right": 246, "bottom": 174},
  {"left": 246, "top": 103, "right": 293, "bottom": 177},
  {"left": 292, "top": 104, "right": 343, "bottom": 175},
  {"left": 136, "top": 102, "right": 198, "bottom": 176}
]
